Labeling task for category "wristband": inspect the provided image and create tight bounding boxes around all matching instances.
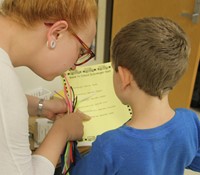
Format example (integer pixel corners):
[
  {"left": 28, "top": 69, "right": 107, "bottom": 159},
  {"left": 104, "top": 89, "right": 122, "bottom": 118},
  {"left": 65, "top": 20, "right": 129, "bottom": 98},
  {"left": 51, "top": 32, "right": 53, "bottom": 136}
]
[{"left": 37, "top": 98, "right": 44, "bottom": 117}]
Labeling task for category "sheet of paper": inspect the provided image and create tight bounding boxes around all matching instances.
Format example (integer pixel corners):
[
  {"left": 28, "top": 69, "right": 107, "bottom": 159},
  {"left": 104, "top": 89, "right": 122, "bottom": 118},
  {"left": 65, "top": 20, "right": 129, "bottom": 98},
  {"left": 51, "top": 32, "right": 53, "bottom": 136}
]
[{"left": 65, "top": 62, "right": 132, "bottom": 146}]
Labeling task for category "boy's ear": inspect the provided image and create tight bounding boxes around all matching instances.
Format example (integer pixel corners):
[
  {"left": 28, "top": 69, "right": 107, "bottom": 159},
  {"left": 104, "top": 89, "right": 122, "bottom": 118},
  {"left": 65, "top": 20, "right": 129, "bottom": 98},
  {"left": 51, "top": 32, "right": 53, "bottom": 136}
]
[
  {"left": 47, "top": 20, "right": 69, "bottom": 42},
  {"left": 118, "top": 66, "right": 133, "bottom": 89}
]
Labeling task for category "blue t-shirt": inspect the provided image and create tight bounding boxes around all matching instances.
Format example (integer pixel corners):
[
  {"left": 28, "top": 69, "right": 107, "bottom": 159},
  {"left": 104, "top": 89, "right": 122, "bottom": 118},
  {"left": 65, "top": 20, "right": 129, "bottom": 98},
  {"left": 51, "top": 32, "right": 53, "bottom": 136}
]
[{"left": 70, "top": 108, "right": 200, "bottom": 175}]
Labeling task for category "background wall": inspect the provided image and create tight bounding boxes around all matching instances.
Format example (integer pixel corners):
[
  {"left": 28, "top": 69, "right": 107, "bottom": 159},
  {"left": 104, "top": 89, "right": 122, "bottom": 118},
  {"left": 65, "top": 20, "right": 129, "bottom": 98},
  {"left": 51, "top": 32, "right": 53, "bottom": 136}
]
[{"left": 15, "top": 0, "right": 107, "bottom": 94}]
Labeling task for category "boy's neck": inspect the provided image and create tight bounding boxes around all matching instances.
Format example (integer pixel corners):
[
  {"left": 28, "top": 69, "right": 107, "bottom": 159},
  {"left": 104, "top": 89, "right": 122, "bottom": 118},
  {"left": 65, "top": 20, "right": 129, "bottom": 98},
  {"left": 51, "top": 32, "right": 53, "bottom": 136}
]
[{"left": 127, "top": 93, "right": 175, "bottom": 129}]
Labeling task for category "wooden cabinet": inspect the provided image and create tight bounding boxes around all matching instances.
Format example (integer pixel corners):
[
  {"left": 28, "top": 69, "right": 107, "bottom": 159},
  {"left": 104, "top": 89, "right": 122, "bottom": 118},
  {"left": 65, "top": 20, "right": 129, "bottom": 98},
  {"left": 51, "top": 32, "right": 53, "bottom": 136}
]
[{"left": 111, "top": 0, "right": 200, "bottom": 108}]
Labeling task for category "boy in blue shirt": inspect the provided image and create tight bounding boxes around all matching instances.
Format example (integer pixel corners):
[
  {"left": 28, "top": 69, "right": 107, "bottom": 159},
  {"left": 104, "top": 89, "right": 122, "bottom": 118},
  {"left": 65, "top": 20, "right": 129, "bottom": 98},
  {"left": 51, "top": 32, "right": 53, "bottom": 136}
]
[{"left": 70, "top": 17, "right": 200, "bottom": 175}]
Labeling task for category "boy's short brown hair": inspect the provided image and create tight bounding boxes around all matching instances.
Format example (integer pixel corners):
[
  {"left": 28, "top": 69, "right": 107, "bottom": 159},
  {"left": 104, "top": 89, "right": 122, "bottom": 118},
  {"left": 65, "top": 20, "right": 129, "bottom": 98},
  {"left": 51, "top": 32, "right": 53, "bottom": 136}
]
[
  {"left": 0, "top": 0, "right": 97, "bottom": 30},
  {"left": 112, "top": 17, "right": 190, "bottom": 99}
]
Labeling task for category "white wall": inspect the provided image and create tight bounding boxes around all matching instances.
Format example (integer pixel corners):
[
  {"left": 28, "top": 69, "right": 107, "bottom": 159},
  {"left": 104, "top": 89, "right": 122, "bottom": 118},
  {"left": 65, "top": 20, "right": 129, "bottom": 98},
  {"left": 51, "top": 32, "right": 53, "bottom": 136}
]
[
  {"left": 184, "top": 169, "right": 199, "bottom": 175},
  {"left": 15, "top": 0, "right": 107, "bottom": 93}
]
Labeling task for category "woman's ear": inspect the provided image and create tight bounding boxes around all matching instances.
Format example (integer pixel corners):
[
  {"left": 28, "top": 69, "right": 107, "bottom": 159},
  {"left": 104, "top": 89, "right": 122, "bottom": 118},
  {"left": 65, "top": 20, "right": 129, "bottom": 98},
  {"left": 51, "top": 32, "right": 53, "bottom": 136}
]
[
  {"left": 118, "top": 66, "right": 133, "bottom": 90},
  {"left": 46, "top": 20, "right": 69, "bottom": 49}
]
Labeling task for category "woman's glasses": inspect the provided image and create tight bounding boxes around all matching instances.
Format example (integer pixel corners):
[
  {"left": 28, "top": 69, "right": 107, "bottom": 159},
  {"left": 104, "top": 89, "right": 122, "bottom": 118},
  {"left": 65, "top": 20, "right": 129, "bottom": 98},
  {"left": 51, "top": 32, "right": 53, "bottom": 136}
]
[{"left": 70, "top": 31, "right": 95, "bottom": 66}]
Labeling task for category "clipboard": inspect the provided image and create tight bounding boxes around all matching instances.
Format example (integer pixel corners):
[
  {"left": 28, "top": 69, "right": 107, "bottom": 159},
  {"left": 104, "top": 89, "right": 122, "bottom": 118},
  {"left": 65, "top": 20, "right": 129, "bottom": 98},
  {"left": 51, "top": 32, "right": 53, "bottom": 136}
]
[{"left": 65, "top": 62, "right": 132, "bottom": 146}]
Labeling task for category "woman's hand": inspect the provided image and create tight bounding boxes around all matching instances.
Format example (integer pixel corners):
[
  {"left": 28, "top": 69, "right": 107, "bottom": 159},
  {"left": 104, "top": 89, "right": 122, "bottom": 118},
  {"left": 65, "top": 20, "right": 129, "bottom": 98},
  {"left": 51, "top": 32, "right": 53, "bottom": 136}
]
[
  {"left": 26, "top": 95, "right": 68, "bottom": 120},
  {"left": 42, "top": 97, "right": 67, "bottom": 120},
  {"left": 34, "top": 110, "right": 90, "bottom": 167},
  {"left": 54, "top": 110, "right": 91, "bottom": 141}
]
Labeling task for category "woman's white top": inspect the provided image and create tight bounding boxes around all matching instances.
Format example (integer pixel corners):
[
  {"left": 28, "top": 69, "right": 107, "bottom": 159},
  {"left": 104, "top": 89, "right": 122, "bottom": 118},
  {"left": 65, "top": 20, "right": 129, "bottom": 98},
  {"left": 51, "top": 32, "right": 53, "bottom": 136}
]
[{"left": 0, "top": 48, "right": 55, "bottom": 175}]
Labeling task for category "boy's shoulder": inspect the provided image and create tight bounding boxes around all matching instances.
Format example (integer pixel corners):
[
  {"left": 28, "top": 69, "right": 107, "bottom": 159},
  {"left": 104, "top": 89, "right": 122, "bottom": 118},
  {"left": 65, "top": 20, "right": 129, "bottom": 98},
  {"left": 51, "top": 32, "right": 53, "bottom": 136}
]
[
  {"left": 175, "top": 108, "right": 199, "bottom": 121},
  {"left": 93, "top": 125, "right": 129, "bottom": 147},
  {"left": 175, "top": 108, "right": 200, "bottom": 132}
]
